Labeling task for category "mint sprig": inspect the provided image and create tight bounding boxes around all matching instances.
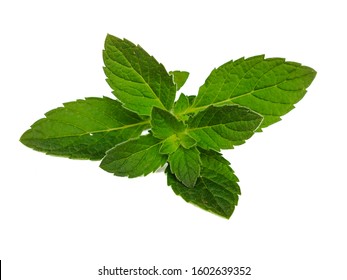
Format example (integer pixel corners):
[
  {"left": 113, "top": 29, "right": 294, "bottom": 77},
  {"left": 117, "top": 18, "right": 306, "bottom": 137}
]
[{"left": 20, "top": 34, "right": 316, "bottom": 219}]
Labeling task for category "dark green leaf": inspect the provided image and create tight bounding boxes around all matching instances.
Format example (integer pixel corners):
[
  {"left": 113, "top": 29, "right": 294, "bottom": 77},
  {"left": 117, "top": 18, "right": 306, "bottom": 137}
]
[
  {"left": 20, "top": 97, "right": 148, "bottom": 160},
  {"left": 100, "top": 134, "right": 167, "bottom": 177},
  {"left": 103, "top": 34, "right": 176, "bottom": 115},
  {"left": 167, "top": 149, "right": 240, "bottom": 218},
  {"left": 168, "top": 146, "right": 201, "bottom": 188}
]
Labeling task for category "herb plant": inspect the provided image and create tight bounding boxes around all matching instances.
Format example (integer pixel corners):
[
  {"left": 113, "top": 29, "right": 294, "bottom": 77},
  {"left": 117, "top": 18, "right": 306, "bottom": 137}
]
[{"left": 20, "top": 34, "right": 316, "bottom": 218}]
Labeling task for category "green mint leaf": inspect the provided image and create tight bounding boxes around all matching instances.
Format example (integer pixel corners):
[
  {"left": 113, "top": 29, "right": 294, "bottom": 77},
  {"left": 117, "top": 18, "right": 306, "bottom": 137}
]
[
  {"left": 199, "top": 149, "right": 239, "bottom": 194},
  {"left": 168, "top": 146, "right": 201, "bottom": 188},
  {"left": 103, "top": 34, "right": 176, "bottom": 115},
  {"left": 100, "top": 134, "right": 167, "bottom": 177},
  {"left": 179, "top": 133, "right": 196, "bottom": 149},
  {"left": 173, "top": 93, "right": 197, "bottom": 122},
  {"left": 191, "top": 55, "right": 316, "bottom": 129},
  {"left": 170, "top": 71, "right": 189, "bottom": 91},
  {"left": 20, "top": 97, "right": 148, "bottom": 160},
  {"left": 167, "top": 149, "right": 240, "bottom": 218},
  {"left": 187, "top": 105, "right": 263, "bottom": 151},
  {"left": 150, "top": 107, "right": 186, "bottom": 139},
  {"left": 173, "top": 93, "right": 190, "bottom": 115},
  {"left": 159, "top": 135, "right": 180, "bottom": 154},
  {"left": 159, "top": 134, "right": 196, "bottom": 154},
  {"left": 173, "top": 93, "right": 194, "bottom": 116}
]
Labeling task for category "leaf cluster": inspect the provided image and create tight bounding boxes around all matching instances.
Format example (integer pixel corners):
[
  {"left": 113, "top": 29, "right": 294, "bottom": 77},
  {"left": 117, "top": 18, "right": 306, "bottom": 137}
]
[{"left": 20, "top": 34, "right": 316, "bottom": 218}]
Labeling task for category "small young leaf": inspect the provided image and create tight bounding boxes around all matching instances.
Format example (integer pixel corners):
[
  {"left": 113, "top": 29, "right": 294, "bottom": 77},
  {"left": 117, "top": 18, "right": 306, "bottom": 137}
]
[
  {"left": 20, "top": 97, "right": 148, "bottom": 160},
  {"left": 179, "top": 133, "right": 196, "bottom": 149},
  {"left": 190, "top": 55, "right": 316, "bottom": 129},
  {"left": 167, "top": 149, "right": 240, "bottom": 219},
  {"left": 100, "top": 134, "right": 167, "bottom": 177},
  {"left": 150, "top": 107, "right": 186, "bottom": 139},
  {"left": 173, "top": 93, "right": 190, "bottom": 115},
  {"left": 159, "top": 133, "right": 196, "bottom": 154},
  {"left": 187, "top": 105, "right": 263, "bottom": 151},
  {"left": 170, "top": 71, "right": 189, "bottom": 91},
  {"left": 159, "top": 135, "right": 180, "bottom": 154},
  {"left": 173, "top": 93, "right": 196, "bottom": 121},
  {"left": 168, "top": 146, "right": 201, "bottom": 188},
  {"left": 103, "top": 34, "right": 176, "bottom": 115}
]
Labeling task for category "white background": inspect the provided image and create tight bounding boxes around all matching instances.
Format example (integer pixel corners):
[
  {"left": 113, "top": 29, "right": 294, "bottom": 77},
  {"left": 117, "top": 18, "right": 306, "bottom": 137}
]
[{"left": 1, "top": 0, "right": 346, "bottom": 279}]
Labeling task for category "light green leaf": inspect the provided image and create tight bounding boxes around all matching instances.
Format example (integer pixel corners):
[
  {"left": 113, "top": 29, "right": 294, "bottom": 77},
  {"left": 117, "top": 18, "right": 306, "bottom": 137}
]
[
  {"left": 20, "top": 97, "right": 148, "bottom": 160},
  {"left": 100, "top": 134, "right": 167, "bottom": 177},
  {"left": 173, "top": 93, "right": 196, "bottom": 121},
  {"left": 159, "top": 133, "right": 196, "bottom": 154},
  {"left": 190, "top": 55, "right": 316, "bottom": 129},
  {"left": 187, "top": 105, "right": 263, "bottom": 151},
  {"left": 151, "top": 107, "right": 186, "bottom": 139},
  {"left": 159, "top": 135, "right": 180, "bottom": 154},
  {"left": 103, "top": 34, "right": 176, "bottom": 115},
  {"left": 168, "top": 146, "right": 201, "bottom": 188},
  {"left": 179, "top": 133, "right": 196, "bottom": 149},
  {"left": 173, "top": 93, "right": 190, "bottom": 115},
  {"left": 167, "top": 149, "right": 240, "bottom": 218},
  {"left": 170, "top": 70, "right": 189, "bottom": 91}
]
